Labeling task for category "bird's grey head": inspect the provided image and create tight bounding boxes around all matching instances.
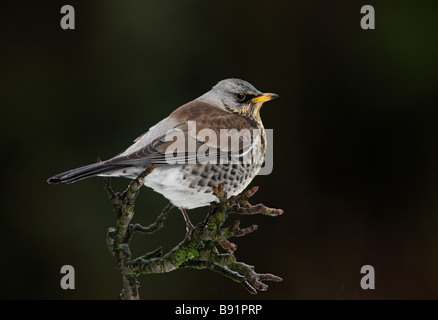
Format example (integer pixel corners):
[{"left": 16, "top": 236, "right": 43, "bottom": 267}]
[{"left": 198, "top": 78, "right": 278, "bottom": 119}]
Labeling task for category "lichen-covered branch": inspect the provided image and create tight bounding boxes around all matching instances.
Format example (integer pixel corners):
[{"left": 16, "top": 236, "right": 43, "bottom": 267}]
[{"left": 105, "top": 165, "right": 283, "bottom": 300}]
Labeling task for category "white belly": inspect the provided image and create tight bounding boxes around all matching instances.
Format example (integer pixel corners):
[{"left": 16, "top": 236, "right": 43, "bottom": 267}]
[
  {"left": 100, "top": 164, "right": 259, "bottom": 210},
  {"left": 144, "top": 167, "right": 217, "bottom": 209}
]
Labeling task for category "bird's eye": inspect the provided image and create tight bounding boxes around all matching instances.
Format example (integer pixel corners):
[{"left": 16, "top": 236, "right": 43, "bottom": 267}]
[{"left": 236, "top": 92, "right": 246, "bottom": 101}]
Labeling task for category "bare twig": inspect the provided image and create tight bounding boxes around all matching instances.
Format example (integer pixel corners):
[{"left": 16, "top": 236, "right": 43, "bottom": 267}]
[{"left": 105, "top": 169, "right": 283, "bottom": 299}]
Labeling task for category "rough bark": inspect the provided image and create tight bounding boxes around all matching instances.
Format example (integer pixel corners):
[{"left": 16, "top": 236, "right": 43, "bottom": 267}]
[{"left": 104, "top": 164, "right": 283, "bottom": 300}]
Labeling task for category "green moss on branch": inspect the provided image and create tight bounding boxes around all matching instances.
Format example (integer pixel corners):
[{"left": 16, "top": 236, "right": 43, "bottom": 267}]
[{"left": 105, "top": 165, "right": 283, "bottom": 300}]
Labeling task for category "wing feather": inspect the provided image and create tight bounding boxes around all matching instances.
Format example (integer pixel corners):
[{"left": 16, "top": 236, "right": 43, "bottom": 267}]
[{"left": 107, "top": 100, "right": 260, "bottom": 166}]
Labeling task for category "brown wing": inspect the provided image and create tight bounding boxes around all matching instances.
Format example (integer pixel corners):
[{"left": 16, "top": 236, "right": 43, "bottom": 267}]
[{"left": 107, "top": 100, "right": 260, "bottom": 166}]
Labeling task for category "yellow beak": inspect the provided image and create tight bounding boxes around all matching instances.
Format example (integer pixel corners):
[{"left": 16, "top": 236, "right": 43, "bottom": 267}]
[{"left": 250, "top": 93, "right": 279, "bottom": 103}]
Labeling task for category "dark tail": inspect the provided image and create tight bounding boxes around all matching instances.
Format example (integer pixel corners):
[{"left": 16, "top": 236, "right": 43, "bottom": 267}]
[{"left": 47, "top": 162, "right": 121, "bottom": 184}]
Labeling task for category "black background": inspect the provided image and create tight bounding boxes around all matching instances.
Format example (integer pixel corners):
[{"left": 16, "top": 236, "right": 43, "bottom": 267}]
[{"left": 1, "top": 0, "right": 437, "bottom": 299}]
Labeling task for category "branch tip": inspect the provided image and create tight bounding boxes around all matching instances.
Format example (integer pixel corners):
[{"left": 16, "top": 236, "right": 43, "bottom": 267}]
[{"left": 106, "top": 173, "right": 282, "bottom": 299}]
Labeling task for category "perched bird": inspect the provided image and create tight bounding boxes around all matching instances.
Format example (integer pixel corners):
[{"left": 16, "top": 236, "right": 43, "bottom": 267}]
[{"left": 48, "top": 78, "right": 278, "bottom": 231}]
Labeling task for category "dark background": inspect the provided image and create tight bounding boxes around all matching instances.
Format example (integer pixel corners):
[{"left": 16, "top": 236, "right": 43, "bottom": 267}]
[{"left": 1, "top": 0, "right": 437, "bottom": 299}]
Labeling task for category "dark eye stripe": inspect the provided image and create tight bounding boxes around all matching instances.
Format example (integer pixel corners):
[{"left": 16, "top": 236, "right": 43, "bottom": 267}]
[{"left": 236, "top": 93, "right": 256, "bottom": 102}]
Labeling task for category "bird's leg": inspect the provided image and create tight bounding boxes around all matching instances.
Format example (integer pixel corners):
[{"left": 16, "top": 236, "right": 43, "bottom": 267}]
[{"left": 179, "top": 208, "right": 195, "bottom": 239}]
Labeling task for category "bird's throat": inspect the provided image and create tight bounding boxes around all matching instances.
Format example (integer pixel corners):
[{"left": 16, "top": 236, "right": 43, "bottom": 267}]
[{"left": 241, "top": 102, "right": 262, "bottom": 124}]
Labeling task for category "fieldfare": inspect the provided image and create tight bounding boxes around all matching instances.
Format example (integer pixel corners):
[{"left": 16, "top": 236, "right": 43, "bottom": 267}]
[{"left": 48, "top": 78, "right": 278, "bottom": 230}]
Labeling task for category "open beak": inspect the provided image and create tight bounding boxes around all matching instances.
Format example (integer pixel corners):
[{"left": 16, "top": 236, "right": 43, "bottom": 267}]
[{"left": 250, "top": 93, "right": 279, "bottom": 103}]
